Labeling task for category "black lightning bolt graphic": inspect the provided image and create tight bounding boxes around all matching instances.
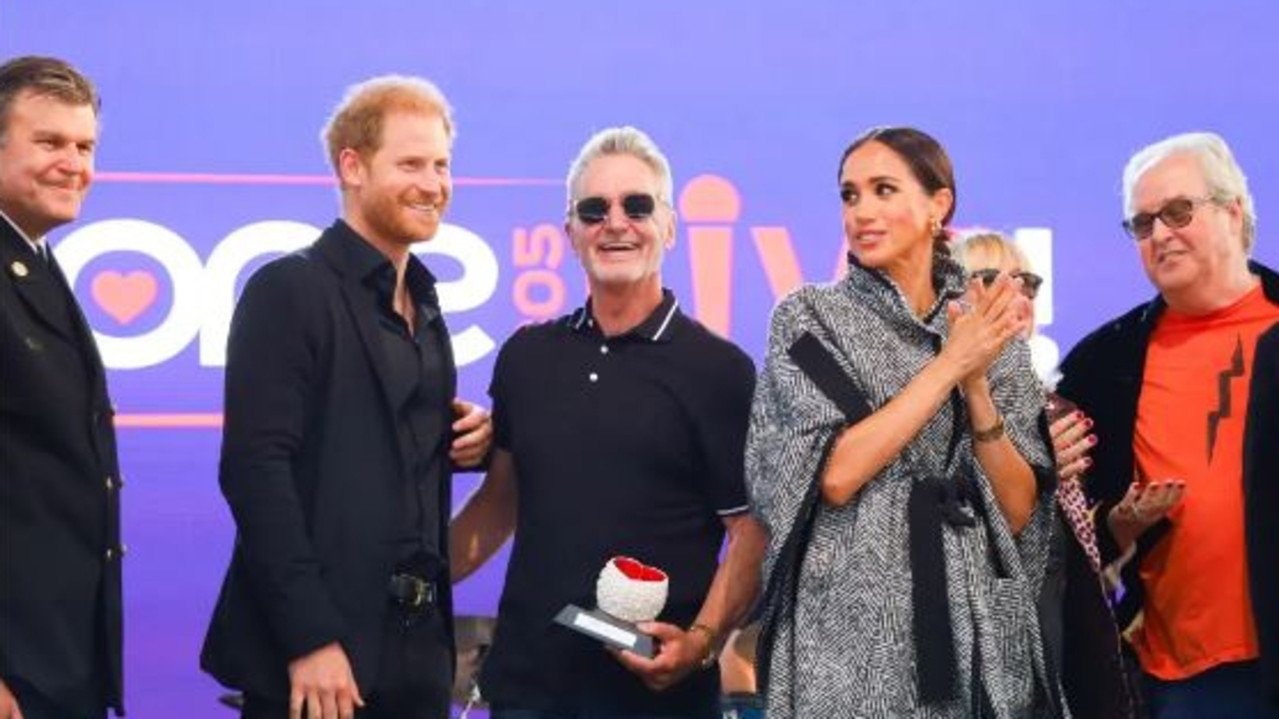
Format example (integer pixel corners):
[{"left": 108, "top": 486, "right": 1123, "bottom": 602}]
[{"left": 1206, "top": 335, "right": 1245, "bottom": 462}]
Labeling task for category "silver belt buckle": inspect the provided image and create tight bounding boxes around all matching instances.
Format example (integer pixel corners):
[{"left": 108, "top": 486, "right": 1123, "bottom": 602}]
[{"left": 407, "top": 575, "right": 429, "bottom": 608}]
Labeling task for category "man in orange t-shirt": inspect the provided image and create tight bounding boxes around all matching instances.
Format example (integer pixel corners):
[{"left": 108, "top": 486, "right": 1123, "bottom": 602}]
[{"left": 1058, "top": 132, "right": 1279, "bottom": 718}]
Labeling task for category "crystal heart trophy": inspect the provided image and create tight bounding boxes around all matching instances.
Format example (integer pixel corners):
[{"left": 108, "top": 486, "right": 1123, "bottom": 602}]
[{"left": 554, "top": 556, "right": 668, "bottom": 658}]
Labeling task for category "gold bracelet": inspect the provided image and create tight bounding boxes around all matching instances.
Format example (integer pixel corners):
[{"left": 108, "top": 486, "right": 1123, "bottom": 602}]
[
  {"left": 687, "top": 623, "right": 718, "bottom": 669},
  {"left": 972, "top": 415, "right": 1005, "bottom": 443}
]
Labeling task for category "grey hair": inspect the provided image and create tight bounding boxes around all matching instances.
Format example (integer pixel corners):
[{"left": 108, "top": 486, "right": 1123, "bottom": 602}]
[
  {"left": 1122, "top": 132, "right": 1256, "bottom": 253},
  {"left": 565, "top": 126, "right": 674, "bottom": 213}
]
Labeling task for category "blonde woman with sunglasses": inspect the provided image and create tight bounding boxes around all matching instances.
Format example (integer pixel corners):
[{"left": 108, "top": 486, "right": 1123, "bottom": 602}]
[{"left": 955, "top": 231, "right": 1140, "bottom": 718}]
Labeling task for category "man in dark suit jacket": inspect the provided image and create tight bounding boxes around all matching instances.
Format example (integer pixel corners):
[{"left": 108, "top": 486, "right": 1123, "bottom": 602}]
[
  {"left": 201, "top": 75, "right": 492, "bottom": 719},
  {"left": 0, "top": 57, "right": 124, "bottom": 719}
]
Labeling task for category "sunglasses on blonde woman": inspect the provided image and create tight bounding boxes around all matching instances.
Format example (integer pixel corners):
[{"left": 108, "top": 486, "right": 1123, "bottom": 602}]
[{"left": 969, "top": 268, "right": 1043, "bottom": 300}]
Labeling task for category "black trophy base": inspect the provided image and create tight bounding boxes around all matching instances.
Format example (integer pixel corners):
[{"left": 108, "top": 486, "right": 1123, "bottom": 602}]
[{"left": 554, "top": 604, "right": 656, "bottom": 658}]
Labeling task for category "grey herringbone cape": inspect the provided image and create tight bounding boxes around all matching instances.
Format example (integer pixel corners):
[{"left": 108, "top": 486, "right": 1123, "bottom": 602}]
[{"left": 746, "top": 256, "right": 1068, "bottom": 718}]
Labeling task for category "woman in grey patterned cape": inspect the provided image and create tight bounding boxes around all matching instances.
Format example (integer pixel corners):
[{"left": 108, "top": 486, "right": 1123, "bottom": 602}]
[{"left": 746, "top": 127, "right": 1069, "bottom": 718}]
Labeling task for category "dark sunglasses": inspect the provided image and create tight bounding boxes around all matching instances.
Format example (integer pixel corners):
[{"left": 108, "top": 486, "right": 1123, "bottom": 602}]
[
  {"left": 969, "top": 268, "right": 1043, "bottom": 300},
  {"left": 573, "top": 193, "right": 658, "bottom": 225},
  {"left": 1122, "top": 195, "right": 1216, "bottom": 240}
]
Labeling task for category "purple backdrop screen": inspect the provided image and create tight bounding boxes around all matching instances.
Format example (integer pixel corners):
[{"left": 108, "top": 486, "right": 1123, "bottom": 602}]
[{"left": 5, "top": 3, "right": 1278, "bottom": 716}]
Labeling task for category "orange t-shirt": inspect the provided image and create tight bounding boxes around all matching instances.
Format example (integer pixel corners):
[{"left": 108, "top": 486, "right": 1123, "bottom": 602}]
[{"left": 1132, "top": 283, "right": 1279, "bottom": 680}]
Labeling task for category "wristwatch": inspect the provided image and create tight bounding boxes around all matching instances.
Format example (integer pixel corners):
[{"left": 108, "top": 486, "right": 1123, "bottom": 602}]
[
  {"left": 973, "top": 414, "right": 1006, "bottom": 443},
  {"left": 687, "top": 623, "right": 718, "bottom": 670}
]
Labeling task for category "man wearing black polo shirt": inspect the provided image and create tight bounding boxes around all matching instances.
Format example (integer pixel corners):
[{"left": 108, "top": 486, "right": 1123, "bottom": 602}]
[
  {"left": 201, "top": 75, "right": 492, "bottom": 719},
  {"left": 451, "top": 126, "right": 766, "bottom": 718}
]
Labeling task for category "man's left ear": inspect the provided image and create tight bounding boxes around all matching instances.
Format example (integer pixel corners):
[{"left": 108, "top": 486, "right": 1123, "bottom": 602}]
[{"left": 664, "top": 210, "right": 678, "bottom": 250}]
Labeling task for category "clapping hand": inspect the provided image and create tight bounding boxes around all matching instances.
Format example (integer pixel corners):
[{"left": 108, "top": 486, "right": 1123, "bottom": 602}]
[{"left": 942, "top": 273, "right": 1031, "bottom": 385}]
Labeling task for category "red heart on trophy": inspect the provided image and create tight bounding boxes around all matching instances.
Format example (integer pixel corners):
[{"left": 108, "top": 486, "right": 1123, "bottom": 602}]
[
  {"left": 612, "top": 556, "right": 668, "bottom": 582},
  {"left": 598, "top": 556, "right": 670, "bottom": 622},
  {"left": 91, "top": 270, "right": 159, "bottom": 325}
]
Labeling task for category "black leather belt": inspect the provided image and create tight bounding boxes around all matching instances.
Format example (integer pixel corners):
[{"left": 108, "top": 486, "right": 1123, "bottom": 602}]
[{"left": 388, "top": 572, "right": 438, "bottom": 610}]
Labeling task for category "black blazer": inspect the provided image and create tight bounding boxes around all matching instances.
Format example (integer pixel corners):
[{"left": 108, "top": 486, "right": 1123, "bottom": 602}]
[
  {"left": 1246, "top": 321, "right": 1279, "bottom": 705},
  {"left": 0, "top": 220, "right": 124, "bottom": 716},
  {"left": 1058, "top": 261, "right": 1279, "bottom": 705},
  {"left": 201, "top": 220, "right": 457, "bottom": 698}
]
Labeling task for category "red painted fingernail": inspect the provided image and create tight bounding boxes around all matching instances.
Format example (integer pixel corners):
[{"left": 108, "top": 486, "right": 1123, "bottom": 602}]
[
  {"left": 1083, "top": 457, "right": 1093, "bottom": 467},
  {"left": 1088, "top": 435, "right": 1098, "bottom": 446}
]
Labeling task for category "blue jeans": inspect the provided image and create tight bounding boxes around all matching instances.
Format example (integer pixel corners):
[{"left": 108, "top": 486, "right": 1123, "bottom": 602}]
[
  {"left": 492, "top": 708, "right": 718, "bottom": 719},
  {"left": 719, "top": 692, "right": 764, "bottom": 719},
  {"left": 1144, "top": 661, "right": 1279, "bottom": 719}
]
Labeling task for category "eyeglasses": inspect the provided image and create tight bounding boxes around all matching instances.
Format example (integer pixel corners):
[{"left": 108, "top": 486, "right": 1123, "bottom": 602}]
[
  {"left": 573, "top": 193, "right": 659, "bottom": 225},
  {"left": 1122, "top": 196, "right": 1217, "bottom": 240},
  {"left": 969, "top": 268, "right": 1043, "bottom": 300}
]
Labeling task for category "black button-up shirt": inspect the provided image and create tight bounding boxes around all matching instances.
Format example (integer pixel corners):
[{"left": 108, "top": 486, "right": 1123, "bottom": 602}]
[{"left": 346, "top": 233, "right": 450, "bottom": 572}]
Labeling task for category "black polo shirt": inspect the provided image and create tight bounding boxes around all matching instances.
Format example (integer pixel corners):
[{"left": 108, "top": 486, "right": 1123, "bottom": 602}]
[
  {"left": 480, "top": 290, "right": 756, "bottom": 713},
  {"left": 344, "top": 229, "right": 449, "bottom": 574}
]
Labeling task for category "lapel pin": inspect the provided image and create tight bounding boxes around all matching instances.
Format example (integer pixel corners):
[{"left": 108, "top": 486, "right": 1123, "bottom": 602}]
[{"left": 9, "top": 260, "right": 29, "bottom": 278}]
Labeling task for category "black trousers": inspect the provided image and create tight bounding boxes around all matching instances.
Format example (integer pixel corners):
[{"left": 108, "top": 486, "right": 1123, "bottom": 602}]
[
  {"left": 242, "top": 607, "right": 453, "bottom": 719},
  {"left": 5, "top": 677, "right": 104, "bottom": 719}
]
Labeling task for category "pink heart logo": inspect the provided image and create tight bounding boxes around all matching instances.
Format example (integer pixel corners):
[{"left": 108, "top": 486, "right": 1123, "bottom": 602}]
[{"left": 91, "top": 270, "right": 159, "bottom": 325}]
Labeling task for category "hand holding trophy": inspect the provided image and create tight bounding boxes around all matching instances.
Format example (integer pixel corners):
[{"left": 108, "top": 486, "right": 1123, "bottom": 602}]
[{"left": 555, "top": 556, "right": 668, "bottom": 658}]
